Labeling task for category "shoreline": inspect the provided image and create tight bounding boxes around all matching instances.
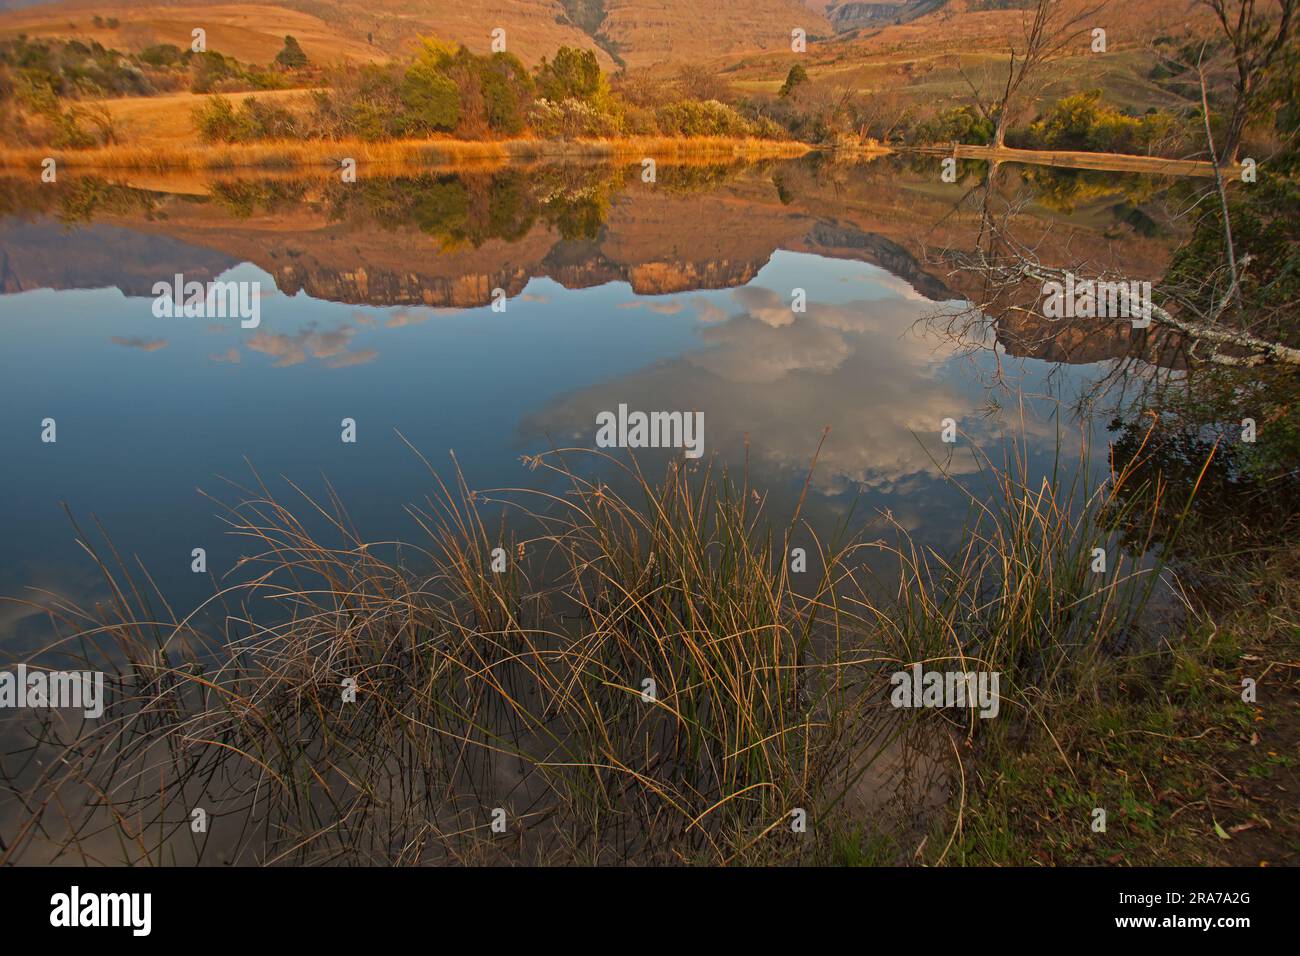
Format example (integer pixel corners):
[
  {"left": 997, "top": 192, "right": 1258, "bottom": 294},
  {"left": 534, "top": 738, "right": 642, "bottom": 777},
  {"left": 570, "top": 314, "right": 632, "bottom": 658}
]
[
  {"left": 0, "top": 135, "right": 816, "bottom": 173},
  {"left": 898, "top": 143, "right": 1238, "bottom": 178}
]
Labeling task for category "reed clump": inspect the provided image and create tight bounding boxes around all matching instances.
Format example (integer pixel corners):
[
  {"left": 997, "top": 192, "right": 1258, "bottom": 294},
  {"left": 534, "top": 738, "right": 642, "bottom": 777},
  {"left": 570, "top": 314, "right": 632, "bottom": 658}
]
[{"left": 0, "top": 427, "right": 1170, "bottom": 866}]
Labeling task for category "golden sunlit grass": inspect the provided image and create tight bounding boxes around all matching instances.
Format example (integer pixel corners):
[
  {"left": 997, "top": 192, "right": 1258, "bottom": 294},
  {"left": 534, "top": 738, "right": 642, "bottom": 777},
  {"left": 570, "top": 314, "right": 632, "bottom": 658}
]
[
  {"left": 94, "top": 88, "right": 323, "bottom": 144},
  {"left": 0, "top": 136, "right": 813, "bottom": 173}
]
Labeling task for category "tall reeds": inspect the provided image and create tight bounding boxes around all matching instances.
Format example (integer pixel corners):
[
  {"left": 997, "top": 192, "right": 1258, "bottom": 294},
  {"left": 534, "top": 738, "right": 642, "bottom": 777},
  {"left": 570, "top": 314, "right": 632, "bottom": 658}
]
[{"left": 0, "top": 422, "right": 1178, "bottom": 866}]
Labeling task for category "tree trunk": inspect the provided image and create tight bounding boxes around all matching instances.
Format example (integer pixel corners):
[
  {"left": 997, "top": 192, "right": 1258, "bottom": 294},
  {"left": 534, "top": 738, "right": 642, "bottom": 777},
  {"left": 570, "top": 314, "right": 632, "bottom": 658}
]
[{"left": 1221, "top": 94, "right": 1249, "bottom": 164}]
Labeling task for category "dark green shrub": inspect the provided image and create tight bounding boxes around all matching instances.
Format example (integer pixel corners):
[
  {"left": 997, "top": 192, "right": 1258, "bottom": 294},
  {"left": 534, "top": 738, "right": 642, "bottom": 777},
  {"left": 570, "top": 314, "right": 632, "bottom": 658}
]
[{"left": 275, "top": 35, "right": 308, "bottom": 70}]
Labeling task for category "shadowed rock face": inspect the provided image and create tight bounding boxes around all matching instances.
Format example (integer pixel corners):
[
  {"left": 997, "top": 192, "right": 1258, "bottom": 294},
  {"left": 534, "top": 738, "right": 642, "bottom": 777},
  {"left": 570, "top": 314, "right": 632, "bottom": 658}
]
[{"left": 826, "top": 0, "right": 945, "bottom": 33}]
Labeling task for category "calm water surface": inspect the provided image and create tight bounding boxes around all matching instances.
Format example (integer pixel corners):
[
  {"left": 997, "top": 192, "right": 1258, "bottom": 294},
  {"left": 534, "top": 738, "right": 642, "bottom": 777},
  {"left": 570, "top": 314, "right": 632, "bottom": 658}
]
[{"left": 0, "top": 157, "right": 1179, "bottom": 641}]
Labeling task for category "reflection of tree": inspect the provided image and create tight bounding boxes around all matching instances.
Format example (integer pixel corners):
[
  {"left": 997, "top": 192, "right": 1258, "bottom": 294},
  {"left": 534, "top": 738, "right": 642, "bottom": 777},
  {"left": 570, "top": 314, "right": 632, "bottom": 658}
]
[
  {"left": 410, "top": 178, "right": 473, "bottom": 246},
  {"left": 208, "top": 179, "right": 308, "bottom": 219},
  {"left": 0, "top": 176, "right": 158, "bottom": 224},
  {"left": 1106, "top": 402, "right": 1299, "bottom": 569},
  {"left": 1020, "top": 165, "right": 1167, "bottom": 215},
  {"left": 321, "top": 166, "right": 626, "bottom": 247},
  {"left": 328, "top": 173, "right": 480, "bottom": 246},
  {"left": 653, "top": 161, "right": 745, "bottom": 195},
  {"left": 918, "top": 43, "right": 1300, "bottom": 572},
  {"left": 532, "top": 167, "right": 611, "bottom": 241},
  {"left": 0, "top": 159, "right": 772, "bottom": 247}
]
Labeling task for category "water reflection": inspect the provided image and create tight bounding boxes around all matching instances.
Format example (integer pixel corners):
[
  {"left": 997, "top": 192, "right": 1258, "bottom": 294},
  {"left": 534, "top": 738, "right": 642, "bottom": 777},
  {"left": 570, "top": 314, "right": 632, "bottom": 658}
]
[{"left": 0, "top": 156, "right": 1184, "bottom": 641}]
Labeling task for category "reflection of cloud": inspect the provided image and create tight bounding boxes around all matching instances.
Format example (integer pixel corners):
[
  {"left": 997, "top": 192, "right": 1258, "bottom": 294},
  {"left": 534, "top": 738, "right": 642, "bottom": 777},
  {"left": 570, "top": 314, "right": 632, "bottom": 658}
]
[
  {"left": 693, "top": 299, "right": 727, "bottom": 324},
  {"left": 110, "top": 336, "right": 167, "bottom": 351},
  {"left": 689, "top": 314, "right": 850, "bottom": 383},
  {"left": 686, "top": 295, "right": 969, "bottom": 386},
  {"left": 246, "top": 324, "right": 373, "bottom": 369},
  {"left": 210, "top": 347, "right": 241, "bottom": 364},
  {"left": 380, "top": 307, "right": 459, "bottom": 327},
  {"left": 324, "top": 349, "right": 378, "bottom": 369},
  {"left": 619, "top": 299, "right": 685, "bottom": 315},
  {"left": 385, "top": 309, "right": 432, "bottom": 328},
  {"left": 0, "top": 561, "right": 110, "bottom": 652},
  {"left": 731, "top": 286, "right": 798, "bottom": 328},
  {"left": 521, "top": 273, "right": 1011, "bottom": 497}
]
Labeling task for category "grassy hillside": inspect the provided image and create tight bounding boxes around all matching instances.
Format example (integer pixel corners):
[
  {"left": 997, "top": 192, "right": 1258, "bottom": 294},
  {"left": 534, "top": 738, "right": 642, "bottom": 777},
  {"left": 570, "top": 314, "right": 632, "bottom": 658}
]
[
  {"left": 0, "top": 0, "right": 1221, "bottom": 77},
  {"left": 0, "top": 0, "right": 612, "bottom": 67},
  {"left": 0, "top": 0, "right": 830, "bottom": 68},
  {"left": 0, "top": 3, "right": 385, "bottom": 64},
  {"left": 597, "top": 0, "right": 832, "bottom": 68}
]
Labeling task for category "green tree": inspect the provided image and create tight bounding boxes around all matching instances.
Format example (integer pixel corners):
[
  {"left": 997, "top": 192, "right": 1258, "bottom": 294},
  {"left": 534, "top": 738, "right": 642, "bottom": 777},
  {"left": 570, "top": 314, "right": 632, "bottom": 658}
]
[
  {"left": 275, "top": 35, "right": 308, "bottom": 70},
  {"left": 535, "top": 46, "right": 606, "bottom": 104},
  {"left": 778, "top": 63, "right": 808, "bottom": 98},
  {"left": 477, "top": 52, "right": 532, "bottom": 134},
  {"left": 401, "top": 39, "right": 460, "bottom": 132}
]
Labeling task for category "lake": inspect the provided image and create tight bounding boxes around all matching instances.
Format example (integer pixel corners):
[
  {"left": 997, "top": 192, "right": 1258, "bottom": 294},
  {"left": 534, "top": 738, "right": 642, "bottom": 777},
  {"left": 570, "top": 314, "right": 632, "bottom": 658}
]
[{"left": 0, "top": 155, "right": 1185, "bottom": 646}]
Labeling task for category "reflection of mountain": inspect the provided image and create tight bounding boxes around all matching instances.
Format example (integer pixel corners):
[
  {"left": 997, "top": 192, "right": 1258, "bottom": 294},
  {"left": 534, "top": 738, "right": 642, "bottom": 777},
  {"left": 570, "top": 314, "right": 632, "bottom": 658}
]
[
  {"left": 995, "top": 309, "right": 1188, "bottom": 369},
  {"left": 0, "top": 221, "right": 237, "bottom": 296},
  {"left": 0, "top": 170, "right": 959, "bottom": 310},
  {"left": 0, "top": 157, "right": 1189, "bottom": 371},
  {"left": 803, "top": 221, "right": 950, "bottom": 300}
]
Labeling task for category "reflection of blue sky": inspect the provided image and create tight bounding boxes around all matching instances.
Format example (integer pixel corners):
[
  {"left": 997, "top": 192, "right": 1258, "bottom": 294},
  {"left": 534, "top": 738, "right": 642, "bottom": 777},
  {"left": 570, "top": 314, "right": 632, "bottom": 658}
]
[
  {"left": 1, "top": 250, "right": 1112, "bottom": 643},
  {"left": 0, "top": 262, "right": 701, "bottom": 624}
]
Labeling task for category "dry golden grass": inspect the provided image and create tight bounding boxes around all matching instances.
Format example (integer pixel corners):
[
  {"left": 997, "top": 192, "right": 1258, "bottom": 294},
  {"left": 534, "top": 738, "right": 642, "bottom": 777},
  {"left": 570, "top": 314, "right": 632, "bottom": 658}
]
[
  {"left": 0, "top": 135, "right": 813, "bottom": 173},
  {"left": 96, "top": 87, "right": 322, "bottom": 144}
]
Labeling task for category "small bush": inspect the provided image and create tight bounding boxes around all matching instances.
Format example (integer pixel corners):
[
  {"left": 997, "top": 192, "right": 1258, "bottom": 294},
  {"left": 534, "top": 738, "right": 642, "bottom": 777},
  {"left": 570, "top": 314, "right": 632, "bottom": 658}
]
[
  {"left": 138, "top": 44, "right": 183, "bottom": 68},
  {"left": 655, "top": 99, "right": 754, "bottom": 137},
  {"left": 528, "top": 97, "right": 619, "bottom": 138},
  {"left": 913, "top": 104, "right": 993, "bottom": 145},
  {"left": 309, "top": 64, "right": 408, "bottom": 141},
  {"left": 192, "top": 94, "right": 299, "bottom": 143},
  {"left": 778, "top": 63, "right": 808, "bottom": 98},
  {"left": 1023, "top": 91, "right": 1184, "bottom": 156}
]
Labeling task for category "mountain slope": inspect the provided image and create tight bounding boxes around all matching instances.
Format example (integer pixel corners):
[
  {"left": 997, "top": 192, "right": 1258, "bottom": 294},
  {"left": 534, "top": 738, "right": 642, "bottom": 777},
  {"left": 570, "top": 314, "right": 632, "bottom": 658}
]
[{"left": 0, "top": 0, "right": 832, "bottom": 68}]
